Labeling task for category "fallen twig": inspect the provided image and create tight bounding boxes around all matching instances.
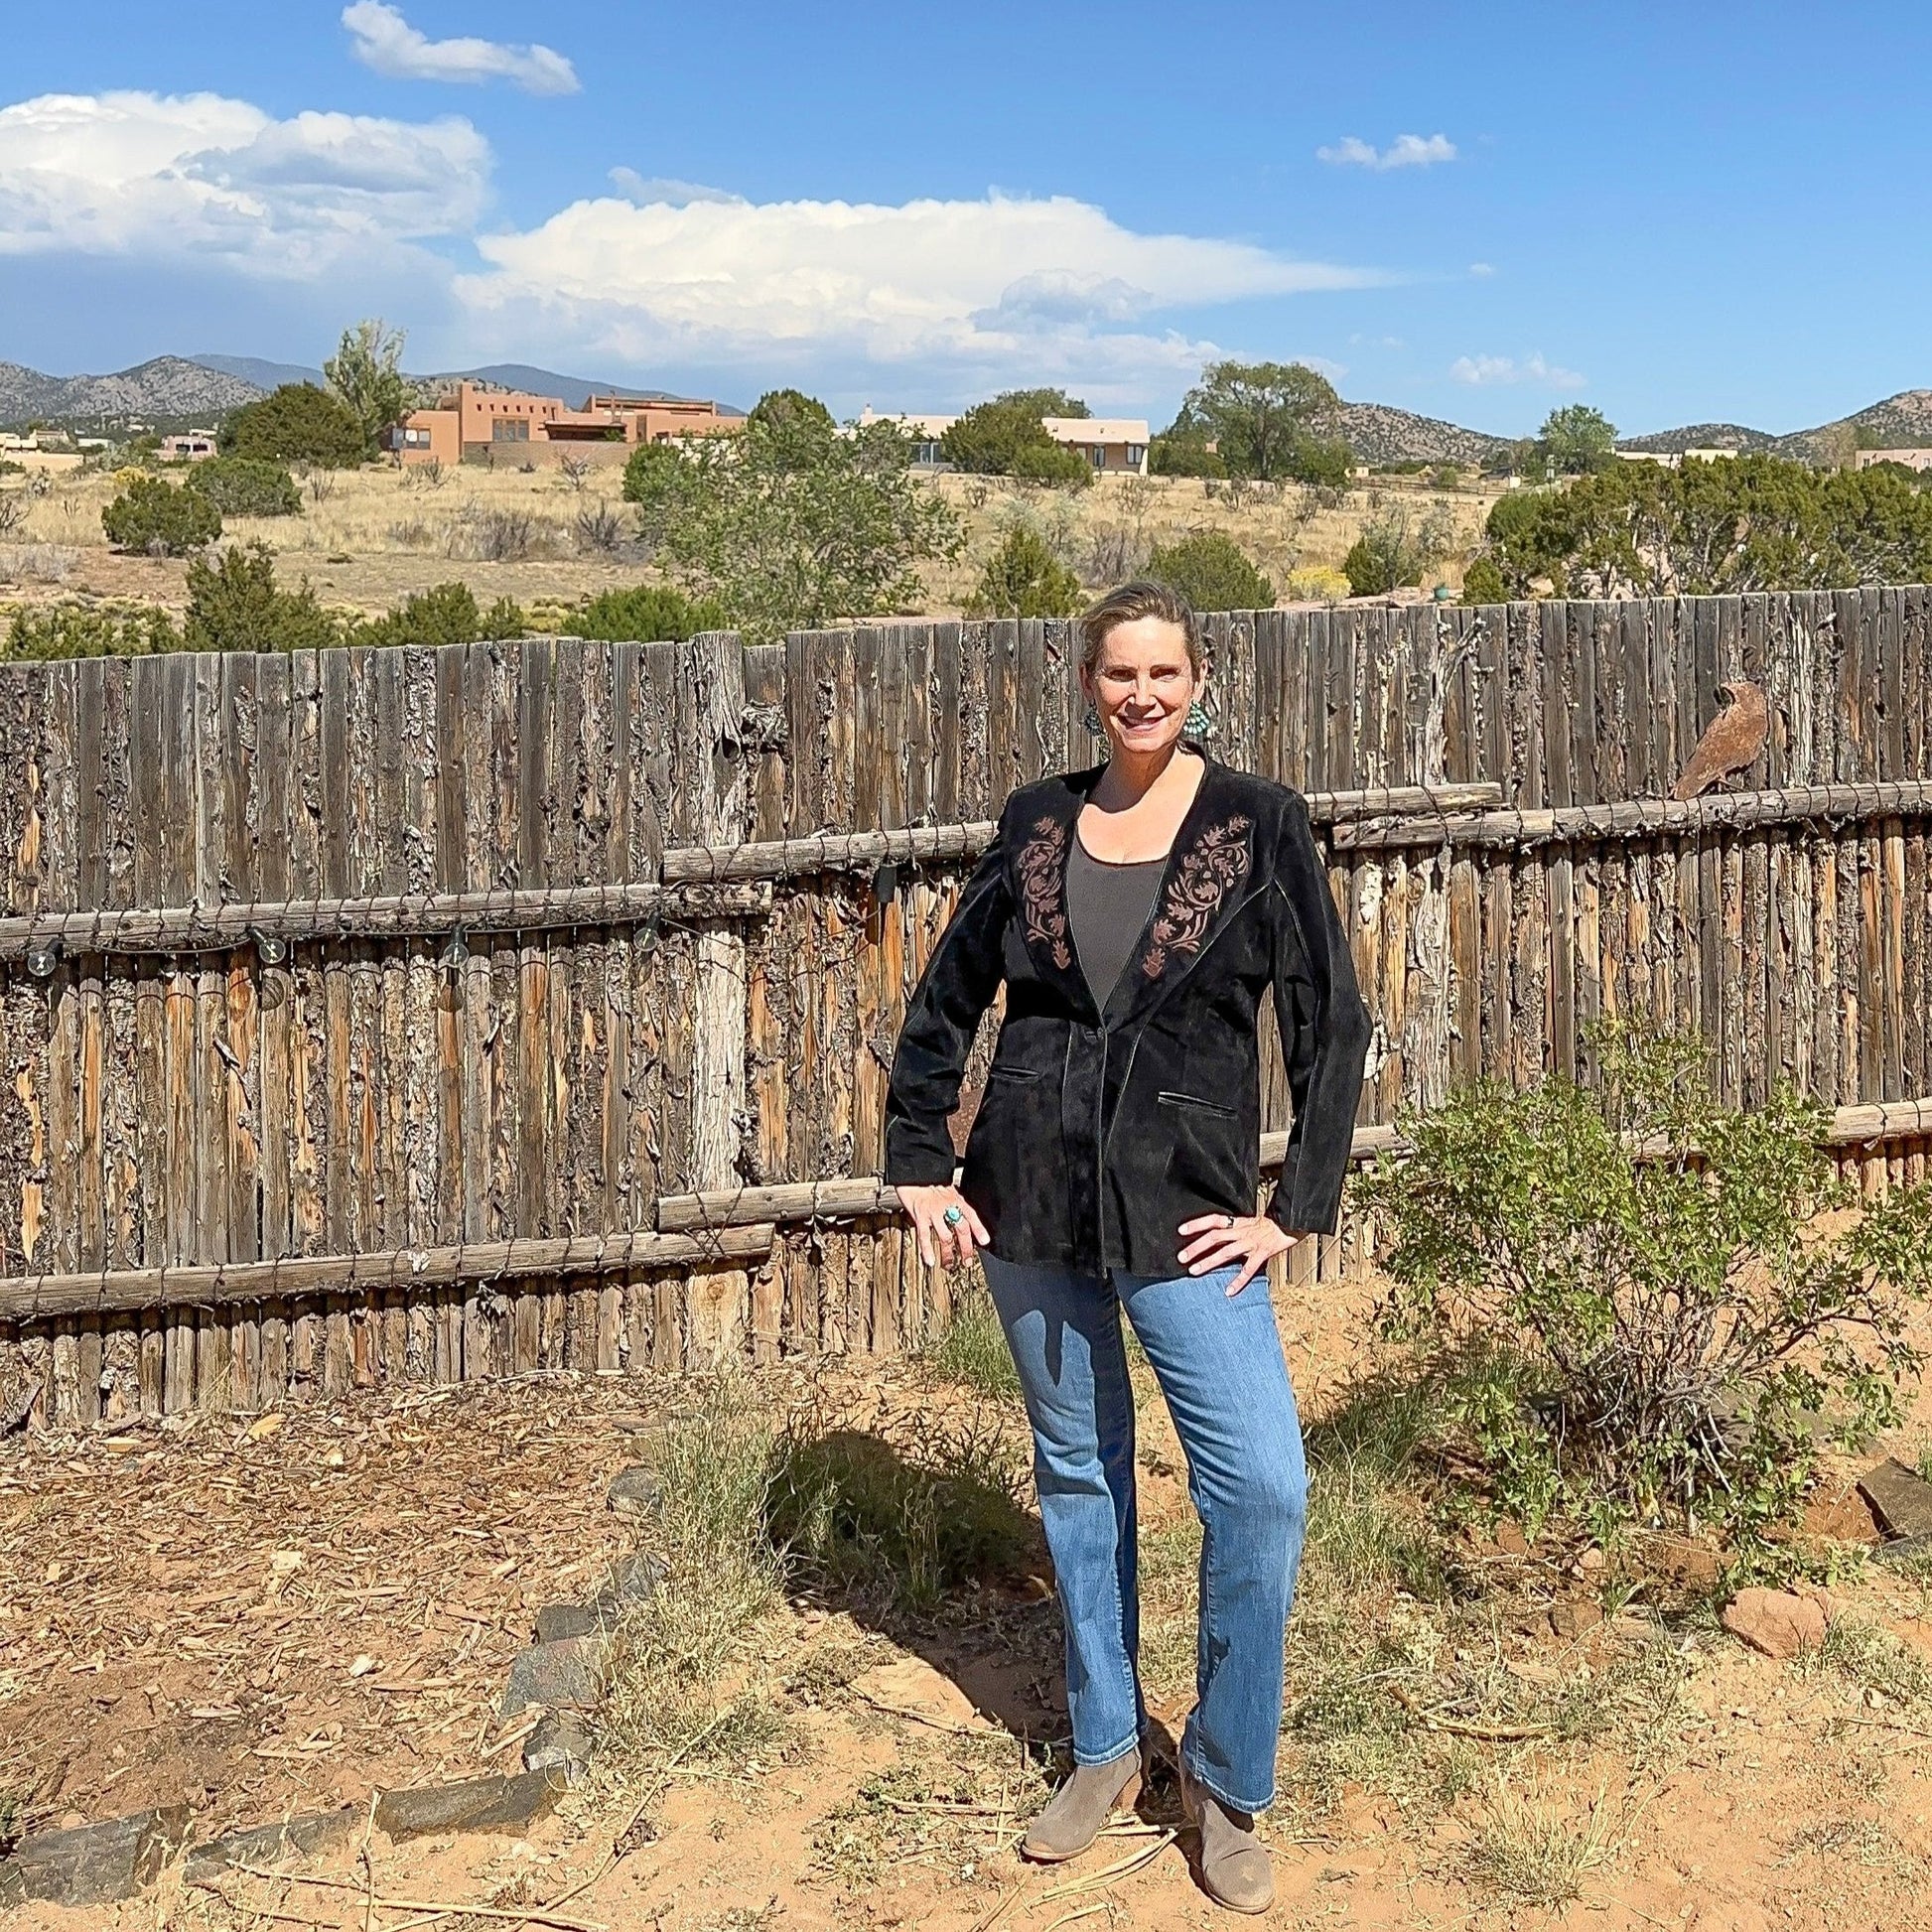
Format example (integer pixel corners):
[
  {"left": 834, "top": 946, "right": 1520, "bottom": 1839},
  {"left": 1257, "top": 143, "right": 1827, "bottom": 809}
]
[
  {"left": 1037, "top": 1829, "right": 1177, "bottom": 1900},
  {"left": 226, "top": 1865, "right": 606, "bottom": 1932},
  {"left": 850, "top": 1689, "right": 991, "bottom": 1736}
]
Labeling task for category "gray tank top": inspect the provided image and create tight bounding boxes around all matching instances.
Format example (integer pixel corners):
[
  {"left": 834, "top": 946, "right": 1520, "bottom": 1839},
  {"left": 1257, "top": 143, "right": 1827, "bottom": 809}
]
[{"left": 1064, "top": 832, "right": 1167, "bottom": 1012}]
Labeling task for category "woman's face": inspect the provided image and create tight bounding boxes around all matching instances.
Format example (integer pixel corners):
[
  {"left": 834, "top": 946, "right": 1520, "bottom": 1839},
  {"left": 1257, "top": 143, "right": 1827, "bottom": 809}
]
[{"left": 1084, "top": 617, "right": 1201, "bottom": 757}]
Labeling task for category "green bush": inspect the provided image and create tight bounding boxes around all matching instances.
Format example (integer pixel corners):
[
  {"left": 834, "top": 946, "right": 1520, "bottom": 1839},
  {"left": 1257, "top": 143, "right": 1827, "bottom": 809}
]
[
  {"left": 1149, "top": 428, "right": 1226, "bottom": 479},
  {"left": 1355, "top": 1026, "right": 1932, "bottom": 1560},
  {"left": 221, "top": 383, "right": 367, "bottom": 468},
  {"left": 1342, "top": 500, "right": 1454, "bottom": 598},
  {"left": 572, "top": 584, "right": 727, "bottom": 642},
  {"left": 1286, "top": 437, "right": 1355, "bottom": 488},
  {"left": 964, "top": 524, "right": 1083, "bottom": 618},
  {"left": 1147, "top": 529, "right": 1275, "bottom": 612},
  {"left": 941, "top": 389, "right": 1090, "bottom": 483},
  {"left": 348, "top": 580, "right": 525, "bottom": 648},
  {"left": 185, "top": 456, "right": 302, "bottom": 518},
  {"left": 3, "top": 602, "right": 181, "bottom": 660},
  {"left": 184, "top": 543, "right": 340, "bottom": 652},
  {"left": 101, "top": 477, "right": 222, "bottom": 555},
  {"left": 1460, "top": 556, "right": 1509, "bottom": 605},
  {"left": 1008, "top": 439, "right": 1092, "bottom": 487}
]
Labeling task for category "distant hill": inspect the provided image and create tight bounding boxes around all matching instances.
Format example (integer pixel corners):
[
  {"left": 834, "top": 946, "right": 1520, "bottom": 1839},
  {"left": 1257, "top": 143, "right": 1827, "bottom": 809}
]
[
  {"left": 1336, "top": 400, "right": 1510, "bottom": 469},
  {"left": 189, "top": 353, "right": 325, "bottom": 392},
  {"left": 0, "top": 355, "right": 260, "bottom": 424},
  {"left": 1614, "top": 422, "right": 1779, "bottom": 456},
  {"left": 1619, "top": 390, "right": 1932, "bottom": 463}
]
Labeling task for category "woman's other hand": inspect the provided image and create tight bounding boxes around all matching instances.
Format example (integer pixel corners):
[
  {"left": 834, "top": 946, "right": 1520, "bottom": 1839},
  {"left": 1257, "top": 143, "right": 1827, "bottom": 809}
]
[
  {"left": 1176, "top": 1213, "right": 1298, "bottom": 1297},
  {"left": 897, "top": 1184, "right": 992, "bottom": 1268}
]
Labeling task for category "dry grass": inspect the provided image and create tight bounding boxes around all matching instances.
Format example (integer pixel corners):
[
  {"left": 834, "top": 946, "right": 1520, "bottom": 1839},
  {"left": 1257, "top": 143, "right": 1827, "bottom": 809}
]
[
  {"left": 1465, "top": 1774, "right": 1618, "bottom": 1907},
  {"left": 0, "top": 460, "right": 1505, "bottom": 626}
]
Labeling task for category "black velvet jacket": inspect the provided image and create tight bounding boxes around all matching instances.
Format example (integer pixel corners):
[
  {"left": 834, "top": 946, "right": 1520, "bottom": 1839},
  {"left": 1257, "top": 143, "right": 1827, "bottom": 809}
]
[{"left": 884, "top": 752, "right": 1373, "bottom": 1277}]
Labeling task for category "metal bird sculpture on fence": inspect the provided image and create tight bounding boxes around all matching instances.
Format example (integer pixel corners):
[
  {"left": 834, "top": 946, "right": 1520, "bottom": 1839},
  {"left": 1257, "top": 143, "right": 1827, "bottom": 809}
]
[{"left": 1672, "top": 680, "right": 1769, "bottom": 800}]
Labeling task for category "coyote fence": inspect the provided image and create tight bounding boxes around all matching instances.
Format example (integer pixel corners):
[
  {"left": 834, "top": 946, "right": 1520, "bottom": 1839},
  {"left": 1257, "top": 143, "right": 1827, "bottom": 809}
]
[{"left": 0, "top": 588, "right": 1929, "bottom": 1427}]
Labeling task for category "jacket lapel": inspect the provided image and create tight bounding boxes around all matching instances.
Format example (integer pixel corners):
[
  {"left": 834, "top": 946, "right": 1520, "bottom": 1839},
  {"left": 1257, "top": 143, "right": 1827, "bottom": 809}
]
[
  {"left": 1100, "top": 755, "right": 1263, "bottom": 1034},
  {"left": 1010, "top": 771, "right": 1103, "bottom": 1022}
]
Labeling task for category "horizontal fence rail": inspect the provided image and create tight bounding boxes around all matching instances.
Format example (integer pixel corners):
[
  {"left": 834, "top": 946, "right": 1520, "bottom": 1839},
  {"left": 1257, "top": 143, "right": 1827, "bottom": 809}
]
[{"left": 0, "top": 589, "right": 1928, "bottom": 1426}]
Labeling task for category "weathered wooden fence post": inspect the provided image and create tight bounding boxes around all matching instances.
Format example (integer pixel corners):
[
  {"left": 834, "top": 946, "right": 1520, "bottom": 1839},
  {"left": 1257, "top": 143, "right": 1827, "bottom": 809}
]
[{"left": 682, "top": 631, "right": 756, "bottom": 1361}]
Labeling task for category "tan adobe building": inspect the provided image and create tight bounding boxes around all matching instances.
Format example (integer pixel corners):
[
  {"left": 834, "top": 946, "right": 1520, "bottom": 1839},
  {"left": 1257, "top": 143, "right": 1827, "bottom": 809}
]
[
  {"left": 391, "top": 381, "right": 742, "bottom": 465},
  {"left": 857, "top": 407, "right": 1152, "bottom": 475},
  {"left": 1855, "top": 448, "right": 1932, "bottom": 473}
]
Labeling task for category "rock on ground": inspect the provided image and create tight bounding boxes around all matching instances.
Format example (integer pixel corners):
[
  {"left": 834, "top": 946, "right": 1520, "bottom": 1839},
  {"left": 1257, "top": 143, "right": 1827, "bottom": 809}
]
[{"left": 1721, "top": 1587, "right": 1829, "bottom": 1660}]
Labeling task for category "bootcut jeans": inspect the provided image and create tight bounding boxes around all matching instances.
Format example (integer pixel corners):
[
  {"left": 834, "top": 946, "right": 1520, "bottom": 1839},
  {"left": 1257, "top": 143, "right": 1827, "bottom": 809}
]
[{"left": 979, "top": 1251, "right": 1308, "bottom": 1815}]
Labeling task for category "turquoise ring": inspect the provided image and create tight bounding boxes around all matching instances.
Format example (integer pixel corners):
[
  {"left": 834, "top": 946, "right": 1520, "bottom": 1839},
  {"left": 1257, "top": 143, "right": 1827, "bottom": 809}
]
[{"left": 942, "top": 1204, "right": 965, "bottom": 1227}]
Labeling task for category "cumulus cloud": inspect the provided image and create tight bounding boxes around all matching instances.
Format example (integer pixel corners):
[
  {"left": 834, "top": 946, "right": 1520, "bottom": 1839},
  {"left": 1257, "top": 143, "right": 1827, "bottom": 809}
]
[
  {"left": 1316, "top": 133, "right": 1456, "bottom": 171},
  {"left": 1467, "top": 261, "right": 1495, "bottom": 277},
  {"left": 0, "top": 90, "right": 487, "bottom": 271},
  {"left": 455, "top": 190, "right": 1380, "bottom": 396},
  {"left": 343, "top": 2, "right": 578, "bottom": 95},
  {"left": 608, "top": 168, "right": 745, "bottom": 207},
  {"left": 1449, "top": 352, "right": 1586, "bottom": 389}
]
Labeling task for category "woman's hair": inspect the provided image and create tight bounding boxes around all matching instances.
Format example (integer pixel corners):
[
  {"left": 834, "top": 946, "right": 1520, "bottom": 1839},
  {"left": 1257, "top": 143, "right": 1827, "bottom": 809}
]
[{"left": 1077, "top": 580, "right": 1204, "bottom": 679}]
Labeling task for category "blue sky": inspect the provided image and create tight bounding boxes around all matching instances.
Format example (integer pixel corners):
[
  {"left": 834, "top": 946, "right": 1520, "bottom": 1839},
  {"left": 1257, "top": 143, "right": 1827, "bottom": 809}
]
[{"left": 4, "top": 2, "right": 1928, "bottom": 436}]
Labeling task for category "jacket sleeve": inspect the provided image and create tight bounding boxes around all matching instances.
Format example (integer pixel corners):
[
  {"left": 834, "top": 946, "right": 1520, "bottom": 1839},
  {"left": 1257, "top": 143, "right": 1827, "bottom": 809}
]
[
  {"left": 1264, "top": 793, "right": 1373, "bottom": 1236},
  {"left": 883, "top": 807, "right": 1014, "bottom": 1187}
]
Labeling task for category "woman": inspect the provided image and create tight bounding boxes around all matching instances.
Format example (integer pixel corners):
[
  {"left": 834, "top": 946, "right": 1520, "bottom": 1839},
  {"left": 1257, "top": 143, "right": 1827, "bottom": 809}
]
[{"left": 885, "top": 581, "right": 1371, "bottom": 1914}]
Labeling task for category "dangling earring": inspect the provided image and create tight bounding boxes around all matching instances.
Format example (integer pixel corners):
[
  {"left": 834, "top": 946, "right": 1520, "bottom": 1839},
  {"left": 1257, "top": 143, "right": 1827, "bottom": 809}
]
[
  {"left": 1185, "top": 698, "right": 1216, "bottom": 740},
  {"left": 1081, "top": 701, "right": 1101, "bottom": 735}
]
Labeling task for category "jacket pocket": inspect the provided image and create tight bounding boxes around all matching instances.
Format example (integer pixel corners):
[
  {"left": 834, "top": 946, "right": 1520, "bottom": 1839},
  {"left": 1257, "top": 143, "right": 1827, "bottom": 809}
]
[
  {"left": 988, "top": 1063, "right": 1044, "bottom": 1083},
  {"left": 1157, "top": 1088, "right": 1236, "bottom": 1121}
]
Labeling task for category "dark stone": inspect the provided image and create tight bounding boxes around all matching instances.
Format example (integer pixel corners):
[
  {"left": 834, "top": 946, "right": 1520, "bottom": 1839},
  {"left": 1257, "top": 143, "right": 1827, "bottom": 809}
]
[
  {"left": 533, "top": 1601, "right": 601, "bottom": 1644},
  {"left": 590, "top": 1550, "right": 667, "bottom": 1616},
  {"left": 373, "top": 1770, "right": 564, "bottom": 1842},
  {"left": 0, "top": 1806, "right": 190, "bottom": 1906},
  {"left": 182, "top": 1807, "right": 357, "bottom": 1879},
  {"left": 606, "top": 1464, "right": 662, "bottom": 1522},
  {"left": 500, "top": 1634, "right": 606, "bottom": 1719},
  {"left": 1858, "top": 1459, "right": 1932, "bottom": 1540},
  {"left": 523, "top": 1711, "right": 597, "bottom": 1782}
]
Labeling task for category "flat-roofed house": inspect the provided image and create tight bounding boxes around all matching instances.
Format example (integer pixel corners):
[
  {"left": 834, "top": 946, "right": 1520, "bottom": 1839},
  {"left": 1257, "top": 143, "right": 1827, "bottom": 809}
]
[
  {"left": 1042, "top": 417, "right": 1151, "bottom": 476},
  {"left": 1856, "top": 448, "right": 1932, "bottom": 473},
  {"left": 390, "top": 382, "right": 743, "bottom": 466}
]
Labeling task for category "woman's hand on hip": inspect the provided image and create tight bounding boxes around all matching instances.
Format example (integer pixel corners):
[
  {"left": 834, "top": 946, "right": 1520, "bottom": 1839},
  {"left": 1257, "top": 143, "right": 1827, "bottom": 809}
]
[
  {"left": 897, "top": 1183, "right": 991, "bottom": 1269},
  {"left": 1176, "top": 1213, "right": 1298, "bottom": 1297}
]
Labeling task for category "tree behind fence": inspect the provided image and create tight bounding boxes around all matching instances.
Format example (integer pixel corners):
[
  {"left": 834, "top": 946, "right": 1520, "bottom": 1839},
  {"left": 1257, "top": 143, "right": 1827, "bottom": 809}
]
[{"left": 0, "top": 589, "right": 1927, "bottom": 1425}]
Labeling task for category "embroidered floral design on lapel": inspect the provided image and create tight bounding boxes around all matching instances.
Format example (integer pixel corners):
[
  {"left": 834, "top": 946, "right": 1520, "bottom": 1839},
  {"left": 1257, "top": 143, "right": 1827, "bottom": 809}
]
[
  {"left": 1017, "top": 815, "right": 1073, "bottom": 969},
  {"left": 1142, "top": 814, "right": 1254, "bottom": 977}
]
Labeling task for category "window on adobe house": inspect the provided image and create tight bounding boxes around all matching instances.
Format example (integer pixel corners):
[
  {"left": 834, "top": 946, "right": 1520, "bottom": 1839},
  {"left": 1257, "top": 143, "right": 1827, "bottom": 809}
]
[
  {"left": 491, "top": 418, "right": 531, "bottom": 442},
  {"left": 1090, "top": 447, "right": 1106, "bottom": 469}
]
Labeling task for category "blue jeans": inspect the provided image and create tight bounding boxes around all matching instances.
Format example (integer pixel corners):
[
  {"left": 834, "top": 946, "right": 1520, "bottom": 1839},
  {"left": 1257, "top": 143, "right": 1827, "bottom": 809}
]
[{"left": 980, "top": 1253, "right": 1308, "bottom": 1814}]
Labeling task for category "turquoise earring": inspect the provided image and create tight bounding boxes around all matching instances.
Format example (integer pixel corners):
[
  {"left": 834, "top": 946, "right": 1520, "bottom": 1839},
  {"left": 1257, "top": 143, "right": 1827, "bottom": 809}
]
[
  {"left": 1185, "top": 698, "right": 1216, "bottom": 739},
  {"left": 1082, "top": 701, "right": 1101, "bottom": 734}
]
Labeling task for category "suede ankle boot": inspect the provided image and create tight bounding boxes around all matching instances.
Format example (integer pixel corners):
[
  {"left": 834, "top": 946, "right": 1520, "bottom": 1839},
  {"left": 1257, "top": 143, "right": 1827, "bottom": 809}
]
[
  {"left": 1021, "top": 1747, "right": 1143, "bottom": 1862},
  {"left": 1179, "top": 1761, "right": 1274, "bottom": 1913}
]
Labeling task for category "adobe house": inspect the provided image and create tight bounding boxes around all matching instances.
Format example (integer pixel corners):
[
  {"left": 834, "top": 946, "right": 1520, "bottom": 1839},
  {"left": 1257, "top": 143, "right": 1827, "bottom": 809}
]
[
  {"left": 856, "top": 407, "right": 1152, "bottom": 475},
  {"left": 390, "top": 382, "right": 742, "bottom": 466}
]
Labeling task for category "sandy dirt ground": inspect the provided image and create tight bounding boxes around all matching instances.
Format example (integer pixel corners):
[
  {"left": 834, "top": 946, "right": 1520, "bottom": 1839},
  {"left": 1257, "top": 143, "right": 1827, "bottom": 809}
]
[{"left": 9, "top": 1271, "right": 1932, "bottom": 1930}]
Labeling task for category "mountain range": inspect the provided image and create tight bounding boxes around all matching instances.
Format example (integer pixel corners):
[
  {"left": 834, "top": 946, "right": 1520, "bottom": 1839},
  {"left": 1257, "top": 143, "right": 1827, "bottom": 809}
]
[
  {"left": 1, "top": 354, "right": 1926, "bottom": 468},
  {"left": 0, "top": 354, "right": 727, "bottom": 425}
]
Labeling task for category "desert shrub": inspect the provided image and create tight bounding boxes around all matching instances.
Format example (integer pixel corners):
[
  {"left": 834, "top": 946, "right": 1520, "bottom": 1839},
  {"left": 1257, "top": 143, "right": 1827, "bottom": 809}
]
[
  {"left": 1008, "top": 439, "right": 1092, "bottom": 487},
  {"left": 1149, "top": 428, "right": 1226, "bottom": 479},
  {"left": 349, "top": 580, "right": 525, "bottom": 648},
  {"left": 1286, "top": 437, "right": 1355, "bottom": 488},
  {"left": 921, "top": 1283, "right": 1021, "bottom": 1401},
  {"left": 101, "top": 477, "right": 221, "bottom": 556},
  {"left": 1283, "top": 566, "right": 1352, "bottom": 603},
  {"left": 0, "top": 495, "right": 23, "bottom": 538},
  {"left": 1343, "top": 500, "right": 1454, "bottom": 597},
  {"left": 3, "top": 602, "right": 181, "bottom": 660},
  {"left": 183, "top": 543, "right": 340, "bottom": 652},
  {"left": 766, "top": 1417, "right": 1031, "bottom": 1612},
  {"left": 1460, "top": 556, "right": 1509, "bottom": 605},
  {"left": 964, "top": 523, "right": 1083, "bottom": 619},
  {"left": 573, "top": 501, "right": 624, "bottom": 554},
  {"left": 1356, "top": 1025, "right": 1932, "bottom": 1559},
  {"left": 221, "top": 383, "right": 366, "bottom": 468},
  {"left": 185, "top": 456, "right": 301, "bottom": 518},
  {"left": 598, "top": 1375, "right": 784, "bottom": 1768},
  {"left": 471, "top": 507, "right": 536, "bottom": 562},
  {"left": 1085, "top": 522, "right": 1151, "bottom": 586},
  {"left": 940, "top": 389, "right": 1089, "bottom": 482},
  {"left": 1147, "top": 529, "right": 1276, "bottom": 612},
  {"left": 572, "top": 584, "right": 725, "bottom": 643}
]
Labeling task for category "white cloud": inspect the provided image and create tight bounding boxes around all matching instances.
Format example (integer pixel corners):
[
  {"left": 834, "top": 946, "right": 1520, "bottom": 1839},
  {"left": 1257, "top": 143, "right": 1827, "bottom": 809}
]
[
  {"left": 455, "top": 191, "right": 1381, "bottom": 397},
  {"left": 0, "top": 90, "right": 487, "bottom": 271},
  {"left": 1316, "top": 133, "right": 1456, "bottom": 171},
  {"left": 1467, "top": 261, "right": 1495, "bottom": 277},
  {"left": 343, "top": 2, "right": 578, "bottom": 95},
  {"left": 1449, "top": 352, "right": 1587, "bottom": 389},
  {"left": 608, "top": 168, "right": 745, "bottom": 207}
]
